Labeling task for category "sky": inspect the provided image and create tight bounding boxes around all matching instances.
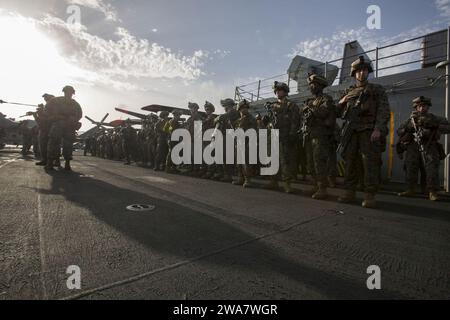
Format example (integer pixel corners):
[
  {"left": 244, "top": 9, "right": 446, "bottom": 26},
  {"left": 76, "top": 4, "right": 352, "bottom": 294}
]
[{"left": 0, "top": 0, "right": 450, "bottom": 130}]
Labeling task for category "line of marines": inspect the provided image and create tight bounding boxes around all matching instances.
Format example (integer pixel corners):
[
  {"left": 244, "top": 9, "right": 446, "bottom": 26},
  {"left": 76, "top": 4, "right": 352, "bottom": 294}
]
[{"left": 37, "top": 56, "right": 449, "bottom": 208}]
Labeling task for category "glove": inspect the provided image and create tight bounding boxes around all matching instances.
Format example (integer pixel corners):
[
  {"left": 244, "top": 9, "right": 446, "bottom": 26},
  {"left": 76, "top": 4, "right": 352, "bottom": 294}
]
[{"left": 262, "top": 115, "right": 270, "bottom": 127}]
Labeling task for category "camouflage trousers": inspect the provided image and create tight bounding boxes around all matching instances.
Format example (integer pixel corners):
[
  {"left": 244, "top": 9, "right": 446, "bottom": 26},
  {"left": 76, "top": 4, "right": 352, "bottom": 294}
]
[
  {"left": 38, "top": 128, "right": 49, "bottom": 162},
  {"left": 404, "top": 142, "right": 441, "bottom": 191},
  {"left": 297, "top": 139, "right": 308, "bottom": 178},
  {"left": 305, "top": 135, "right": 332, "bottom": 185},
  {"left": 271, "top": 139, "right": 298, "bottom": 182},
  {"left": 122, "top": 140, "right": 136, "bottom": 163},
  {"left": 166, "top": 141, "right": 178, "bottom": 170},
  {"left": 145, "top": 141, "right": 156, "bottom": 167},
  {"left": 327, "top": 140, "right": 338, "bottom": 178},
  {"left": 343, "top": 130, "right": 383, "bottom": 193},
  {"left": 47, "top": 122, "right": 75, "bottom": 161},
  {"left": 155, "top": 138, "right": 168, "bottom": 170}
]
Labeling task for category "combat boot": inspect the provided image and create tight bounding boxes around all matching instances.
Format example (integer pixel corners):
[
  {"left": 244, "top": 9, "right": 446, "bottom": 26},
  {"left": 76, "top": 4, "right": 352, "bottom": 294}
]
[
  {"left": 44, "top": 162, "right": 55, "bottom": 171},
  {"left": 283, "top": 181, "right": 293, "bottom": 194},
  {"left": 35, "top": 161, "right": 47, "bottom": 166},
  {"left": 429, "top": 191, "right": 439, "bottom": 201},
  {"left": 312, "top": 184, "right": 328, "bottom": 200},
  {"left": 397, "top": 184, "right": 415, "bottom": 197},
  {"left": 54, "top": 158, "right": 61, "bottom": 167},
  {"left": 64, "top": 160, "right": 72, "bottom": 171},
  {"left": 165, "top": 167, "right": 178, "bottom": 174},
  {"left": 243, "top": 178, "right": 254, "bottom": 189},
  {"left": 362, "top": 193, "right": 377, "bottom": 208},
  {"left": 264, "top": 180, "right": 279, "bottom": 190},
  {"left": 232, "top": 177, "right": 244, "bottom": 186},
  {"left": 338, "top": 190, "right": 356, "bottom": 203}
]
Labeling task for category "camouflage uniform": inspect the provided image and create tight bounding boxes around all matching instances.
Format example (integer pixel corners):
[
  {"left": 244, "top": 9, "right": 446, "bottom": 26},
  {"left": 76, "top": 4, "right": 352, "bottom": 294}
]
[
  {"left": 201, "top": 102, "right": 217, "bottom": 179},
  {"left": 185, "top": 102, "right": 204, "bottom": 176},
  {"left": 213, "top": 99, "right": 240, "bottom": 182},
  {"left": 165, "top": 110, "right": 184, "bottom": 173},
  {"left": 302, "top": 74, "right": 336, "bottom": 199},
  {"left": 337, "top": 57, "right": 390, "bottom": 208},
  {"left": 46, "top": 86, "right": 82, "bottom": 170},
  {"left": 233, "top": 100, "right": 258, "bottom": 188},
  {"left": 327, "top": 125, "right": 340, "bottom": 187},
  {"left": 397, "top": 96, "right": 450, "bottom": 201},
  {"left": 120, "top": 122, "right": 138, "bottom": 165},
  {"left": 265, "top": 81, "right": 300, "bottom": 193},
  {"left": 154, "top": 112, "right": 170, "bottom": 171}
]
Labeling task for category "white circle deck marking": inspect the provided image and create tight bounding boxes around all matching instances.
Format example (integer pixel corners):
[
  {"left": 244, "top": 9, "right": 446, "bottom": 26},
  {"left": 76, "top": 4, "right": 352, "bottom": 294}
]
[{"left": 126, "top": 204, "right": 156, "bottom": 212}]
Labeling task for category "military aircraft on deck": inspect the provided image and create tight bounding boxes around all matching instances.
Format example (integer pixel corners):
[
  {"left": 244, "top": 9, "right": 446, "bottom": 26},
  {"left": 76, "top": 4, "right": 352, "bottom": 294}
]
[{"left": 0, "top": 113, "right": 37, "bottom": 149}]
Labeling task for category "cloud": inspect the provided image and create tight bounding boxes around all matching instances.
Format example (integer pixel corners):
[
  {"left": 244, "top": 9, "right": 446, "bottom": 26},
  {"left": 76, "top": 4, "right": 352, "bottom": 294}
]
[
  {"left": 66, "top": 0, "right": 118, "bottom": 21},
  {"left": 435, "top": 0, "right": 450, "bottom": 17},
  {"left": 36, "top": 15, "right": 209, "bottom": 87},
  {"left": 288, "top": 22, "right": 448, "bottom": 80}
]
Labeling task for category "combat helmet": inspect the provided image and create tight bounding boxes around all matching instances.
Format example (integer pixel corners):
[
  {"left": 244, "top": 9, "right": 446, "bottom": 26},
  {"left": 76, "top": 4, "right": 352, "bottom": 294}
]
[
  {"left": 350, "top": 56, "right": 374, "bottom": 77},
  {"left": 220, "top": 98, "right": 236, "bottom": 109},
  {"left": 172, "top": 110, "right": 183, "bottom": 117},
  {"left": 160, "top": 111, "right": 170, "bottom": 118},
  {"left": 62, "top": 85, "right": 76, "bottom": 94},
  {"left": 307, "top": 73, "right": 328, "bottom": 87},
  {"left": 238, "top": 99, "right": 250, "bottom": 111},
  {"left": 273, "top": 81, "right": 290, "bottom": 94},
  {"left": 188, "top": 102, "right": 199, "bottom": 111},
  {"left": 413, "top": 96, "right": 432, "bottom": 108},
  {"left": 204, "top": 101, "right": 215, "bottom": 112}
]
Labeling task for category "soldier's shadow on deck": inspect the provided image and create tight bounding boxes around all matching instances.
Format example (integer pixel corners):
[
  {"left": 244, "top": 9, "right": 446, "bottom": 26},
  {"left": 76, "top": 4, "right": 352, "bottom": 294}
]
[{"left": 33, "top": 172, "right": 403, "bottom": 299}]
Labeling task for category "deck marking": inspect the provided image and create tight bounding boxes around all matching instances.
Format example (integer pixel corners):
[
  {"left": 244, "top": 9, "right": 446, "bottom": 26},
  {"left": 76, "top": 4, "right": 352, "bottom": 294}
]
[
  {"left": 61, "top": 214, "right": 326, "bottom": 300},
  {"left": 37, "top": 192, "right": 48, "bottom": 300},
  {"left": 0, "top": 157, "right": 20, "bottom": 169}
]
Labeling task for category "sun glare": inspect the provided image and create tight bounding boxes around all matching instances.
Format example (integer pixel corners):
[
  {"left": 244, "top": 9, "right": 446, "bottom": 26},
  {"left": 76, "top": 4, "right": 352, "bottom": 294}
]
[{"left": 0, "top": 14, "right": 81, "bottom": 118}]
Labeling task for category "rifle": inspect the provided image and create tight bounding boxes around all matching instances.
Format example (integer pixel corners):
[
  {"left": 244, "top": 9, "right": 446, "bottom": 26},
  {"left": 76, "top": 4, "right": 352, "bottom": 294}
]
[
  {"left": 0, "top": 99, "right": 37, "bottom": 107},
  {"left": 264, "top": 101, "right": 277, "bottom": 128},
  {"left": 410, "top": 115, "right": 429, "bottom": 166},
  {"left": 336, "top": 90, "right": 368, "bottom": 156},
  {"left": 300, "top": 105, "right": 313, "bottom": 148}
]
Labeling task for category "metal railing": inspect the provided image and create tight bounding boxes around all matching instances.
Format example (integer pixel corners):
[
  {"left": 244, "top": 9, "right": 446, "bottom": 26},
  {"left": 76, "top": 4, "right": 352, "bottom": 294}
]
[{"left": 235, "top": 29, "right": 448, "bottom": 102}]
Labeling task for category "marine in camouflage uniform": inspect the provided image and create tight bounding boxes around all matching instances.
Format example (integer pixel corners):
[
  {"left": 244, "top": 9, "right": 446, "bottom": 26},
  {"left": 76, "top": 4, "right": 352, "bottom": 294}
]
[
  {"left": 200, "top": 101, "right": 217, "bottom": 179},
  {"left": 327, "top": 124, "right": 340, "bottom": 187},
  {"left": 397, "top": 96, "right": 450, "bottom": 201},
  {"left": 232, "top": 99, "right": 258, "bottom": 188},
  {"left": 264, "top": 81, "right": 300, "bottom": 193},
  {"left": 212, "top": 98, "right": 240, "bottom": 182},
  {"left": 337, "top": 57, "right": 390, "bottom": 208},
  {"left": 301, "top": 74, "right": 336, "bottom": 200},
  {"left": 45, "top": 86, "right": 83, "bottom": 171},
  {"left": 121, "top": 120, "right": 138, "bottom": 165},
  {"left": 185, "top": 102, "right": 204, "bottom": 176},
  {"left": 147, "top": 114, "right": 158, "bottom": 168},
  {"left": 165, "top": 110, "right": 184, "bottom": 173},
  {"left": 154, "top": 111, "right": 170, "bottom": 171},
  {"left": 33, "top": 94, "right": 54, "bottom": 166},
  {"left": 140, "top": 114, "right": 157, "bottom": 167},
  {"left": 112, "top": 127, "right": 123, "bottom": 160}
]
